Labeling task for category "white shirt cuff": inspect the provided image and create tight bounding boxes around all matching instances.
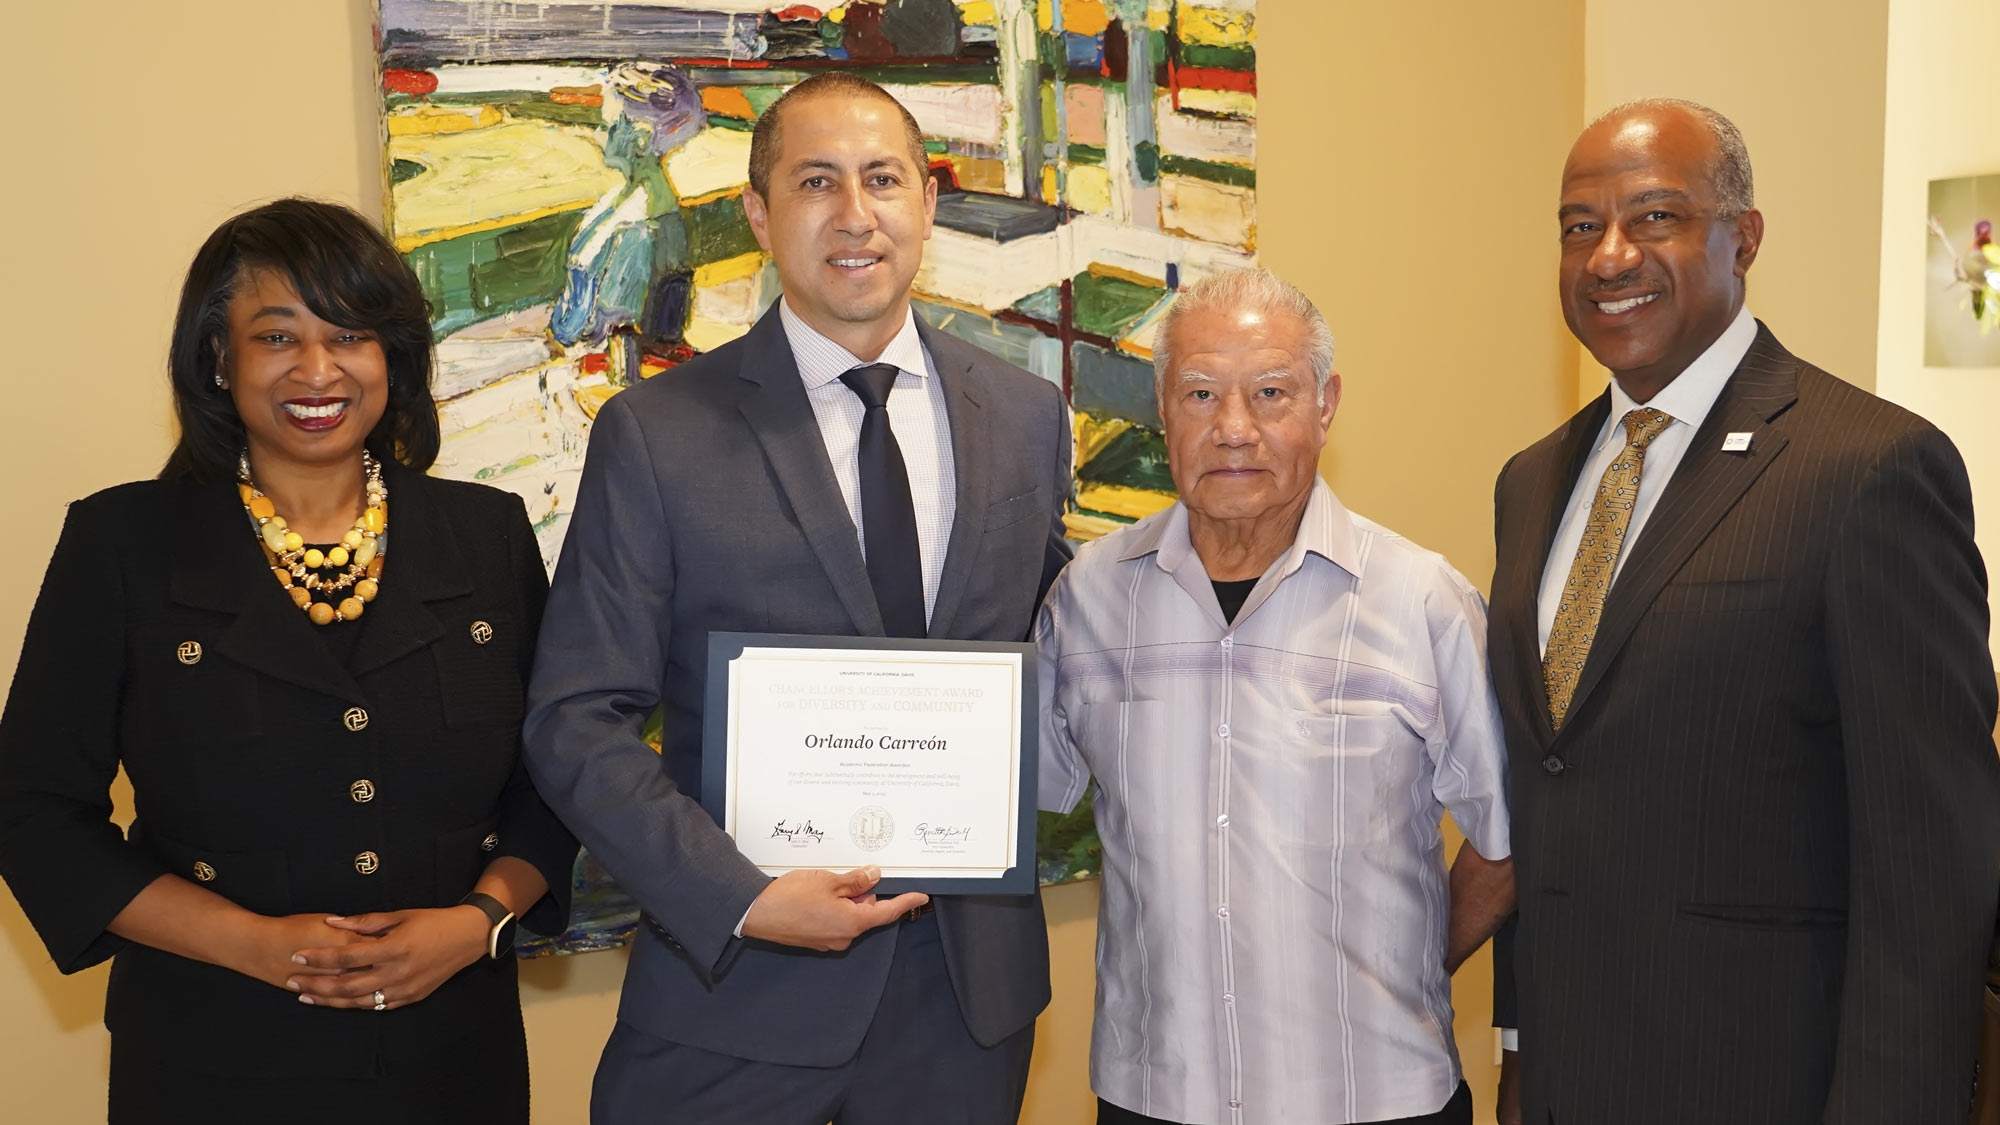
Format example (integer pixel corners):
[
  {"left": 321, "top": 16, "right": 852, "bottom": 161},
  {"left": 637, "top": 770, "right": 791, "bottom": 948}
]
[
  {"left": 1500, "top": 1027, "right": 1519, "bottom": 1052},
  {"left": 733, "top": 904, "right": 753, "bottom": 939}
]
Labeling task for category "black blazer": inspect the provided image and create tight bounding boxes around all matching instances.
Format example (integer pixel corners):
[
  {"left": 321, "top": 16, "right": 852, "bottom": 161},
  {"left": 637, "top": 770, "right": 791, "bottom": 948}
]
[
  {"left": 1488, "top": 325, "right": 2000, "bottom": 1124},
  {"left": 0, "top": 465, "right": 576, "bottom": 1077}
]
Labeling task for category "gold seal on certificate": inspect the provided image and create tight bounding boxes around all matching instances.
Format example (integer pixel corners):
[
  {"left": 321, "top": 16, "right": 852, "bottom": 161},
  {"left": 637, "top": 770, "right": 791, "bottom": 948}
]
[{"left": 701, "top": 633, "right": 1039, "bottom": 894}]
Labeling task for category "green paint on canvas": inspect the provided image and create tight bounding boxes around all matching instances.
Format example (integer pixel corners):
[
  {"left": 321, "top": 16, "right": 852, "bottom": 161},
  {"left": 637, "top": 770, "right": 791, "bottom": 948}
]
[
  {"left": 1179, "top": 43, "right": 1254, "bottom": 71},
  {"left": 389, "top": 158, "right": 427, "bottom": 187},
  {"left": 1071, "top": 270, "right": 1166, "bottom": 339},
  {"left": 1134, "top": 139, "right": 1160, "bottom": 184},
  {"left": 1159, "top": 153, "right": 1255, "bottom": 188},
  {"left": 1067, "top": 143, "right": 1107, "bottom": 165},
  {"left": 1012, "top": 285, "right": 1063, "bottom": 323},
  {"left": 681, "top": 194, "right": 760, "bottom": 267},
  {"left": 1077, "top": 423, "right": 1175, "bottom": 492},
  {"left": 405, "top": 209, "right": 586, "bottom": 336}
]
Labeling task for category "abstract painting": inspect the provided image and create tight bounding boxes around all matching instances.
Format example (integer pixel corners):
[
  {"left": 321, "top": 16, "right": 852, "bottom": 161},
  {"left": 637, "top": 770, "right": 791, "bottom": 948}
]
[
  {"left": 1927, "top": 173, "right": 2000, "bottom": 367},
  {"left": 377, "top": 0, "right": 1258, "bottom": 954}
]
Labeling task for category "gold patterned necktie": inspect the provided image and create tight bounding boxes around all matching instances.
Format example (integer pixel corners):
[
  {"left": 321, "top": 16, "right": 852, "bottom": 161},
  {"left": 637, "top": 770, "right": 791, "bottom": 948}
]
[{"left": 1542, "top": 407, "right": 1675, "bottom": 730}]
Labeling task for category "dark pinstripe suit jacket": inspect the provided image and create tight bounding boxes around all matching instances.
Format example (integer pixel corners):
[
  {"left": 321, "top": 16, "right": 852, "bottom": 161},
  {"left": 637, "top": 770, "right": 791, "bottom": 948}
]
[{"left": 1489, "top": 324, "right": 2000, "bottom": 1124}]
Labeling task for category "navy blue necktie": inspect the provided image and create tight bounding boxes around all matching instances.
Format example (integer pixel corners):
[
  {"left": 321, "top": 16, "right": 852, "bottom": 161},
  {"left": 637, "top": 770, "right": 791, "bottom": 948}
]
[{"left": 839, "top": 363, "right": 927, "bottom": 638}]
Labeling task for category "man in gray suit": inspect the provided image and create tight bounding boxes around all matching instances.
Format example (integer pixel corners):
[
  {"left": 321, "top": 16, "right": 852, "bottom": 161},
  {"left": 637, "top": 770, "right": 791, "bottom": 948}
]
[{"left": 523, "top": 73, "right": 1072, "bottom": 1123}]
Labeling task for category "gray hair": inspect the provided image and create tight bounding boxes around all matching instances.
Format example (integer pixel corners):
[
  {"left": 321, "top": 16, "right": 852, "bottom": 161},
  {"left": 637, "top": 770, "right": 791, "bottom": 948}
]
[
  {"left": 1152, "top": 268, "right": 1336, "bottom": 405},
  {"left": 1594, "top": 97, "right": 1755, "bottom": 220}
]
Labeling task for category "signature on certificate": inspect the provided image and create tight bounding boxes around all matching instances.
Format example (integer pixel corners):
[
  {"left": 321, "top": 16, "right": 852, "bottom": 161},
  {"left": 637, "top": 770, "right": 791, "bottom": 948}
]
[
  {"left": 770, "top": 819, "right": 825, "bottom": 843},
  {"left": 914, "top": 823, "right": 972, "bottom": 845}
]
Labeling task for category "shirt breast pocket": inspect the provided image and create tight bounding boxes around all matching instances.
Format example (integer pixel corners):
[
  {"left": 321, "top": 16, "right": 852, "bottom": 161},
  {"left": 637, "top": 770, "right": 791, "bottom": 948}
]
[{"left": 1280, "top": 709, "right": 1413, "bottom": 849}]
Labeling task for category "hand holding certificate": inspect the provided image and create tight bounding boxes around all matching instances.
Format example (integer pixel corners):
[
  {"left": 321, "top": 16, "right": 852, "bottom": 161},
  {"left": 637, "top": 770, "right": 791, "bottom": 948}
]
[{"left": 702, "top": 633, "right": 1039, "bottom": 895}]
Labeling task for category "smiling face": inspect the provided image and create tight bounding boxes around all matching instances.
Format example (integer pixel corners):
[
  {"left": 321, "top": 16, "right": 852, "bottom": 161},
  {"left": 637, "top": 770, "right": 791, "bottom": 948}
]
[
  {"left": 223, "top": 268, "right": 389, "bottom": 476},
  {"left": 1558, "top": 107, "right": 1762, "bottom": 397},
  {"left": 741, "top": 91, "right": 936, "bottom": 360},
  {"left": 1160, "top": 302, "right": 1338, "bottom": 530}
]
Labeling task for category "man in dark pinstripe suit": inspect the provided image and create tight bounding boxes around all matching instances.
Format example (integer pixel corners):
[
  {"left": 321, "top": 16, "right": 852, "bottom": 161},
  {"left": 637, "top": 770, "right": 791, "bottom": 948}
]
[{"left": 1488, "top": 98, "right": 2000, "bottom": 1124}]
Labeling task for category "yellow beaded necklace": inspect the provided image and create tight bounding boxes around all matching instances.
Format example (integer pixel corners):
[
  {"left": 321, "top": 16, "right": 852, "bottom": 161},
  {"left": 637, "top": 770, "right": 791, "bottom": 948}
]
[{"left": 238, "top": 451, "right": 387, "bottom": 626}]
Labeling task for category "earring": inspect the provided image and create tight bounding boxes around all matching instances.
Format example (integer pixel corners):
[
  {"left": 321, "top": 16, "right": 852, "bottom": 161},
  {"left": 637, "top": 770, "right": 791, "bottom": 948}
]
[{"left": 214, "top": 372, "right": 228, "bottom": 390}]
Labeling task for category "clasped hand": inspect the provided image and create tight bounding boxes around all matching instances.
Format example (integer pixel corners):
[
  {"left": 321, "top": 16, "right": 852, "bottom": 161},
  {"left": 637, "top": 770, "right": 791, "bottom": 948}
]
[
  {"left": 284, "top": 906, "right": 489, "bottom": 1010},
  {"left": 742, "top": 865, "right": 929, "bottom": 952}
]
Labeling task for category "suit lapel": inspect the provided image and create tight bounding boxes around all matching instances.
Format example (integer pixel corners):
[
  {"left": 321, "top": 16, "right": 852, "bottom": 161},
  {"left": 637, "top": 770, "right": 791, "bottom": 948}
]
[
  {"left": 917, "top": 321, "right": 990, "bottom": 639},
  {"left": 347, "top": 465, "right": 462, "bottom": 679},
  {"left": 734, "top": 305, "right": 883, "bottom": 636},
  {"left": 1558, "top": 326, "right": 1798, "bottom": 734},
  {"left": 1504, "top": 394, "right": 1609, "bottom": 748},
  {"left": 171, "top": 483, "right": 367, "bottom": 702}
]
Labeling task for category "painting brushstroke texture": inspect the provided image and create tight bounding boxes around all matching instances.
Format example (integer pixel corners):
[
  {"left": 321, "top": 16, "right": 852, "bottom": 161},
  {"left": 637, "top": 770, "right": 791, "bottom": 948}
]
[{"left": 377, "top": 0, "right": 1257, "bottom": 955}]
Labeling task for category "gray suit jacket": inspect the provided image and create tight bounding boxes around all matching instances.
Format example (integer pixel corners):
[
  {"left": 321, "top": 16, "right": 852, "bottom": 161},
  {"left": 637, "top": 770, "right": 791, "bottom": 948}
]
[
  {"left": 1489, "top": 325, "right": 2000, "bottom": 1124},
  {"left": 524, "top": 303, "right": 1071, "bottom": 1066}
]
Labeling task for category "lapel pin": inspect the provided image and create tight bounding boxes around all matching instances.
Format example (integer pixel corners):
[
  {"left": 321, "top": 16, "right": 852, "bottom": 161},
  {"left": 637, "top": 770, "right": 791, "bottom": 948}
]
[{"left": 1721, "top": 432, "right": 1754, "bottom": 453}]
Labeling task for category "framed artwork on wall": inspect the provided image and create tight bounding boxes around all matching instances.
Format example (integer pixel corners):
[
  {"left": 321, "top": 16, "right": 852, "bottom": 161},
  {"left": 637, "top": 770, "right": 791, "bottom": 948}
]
[{"left": 1926, "top": 172, "right": 2000, "bottom": 367}]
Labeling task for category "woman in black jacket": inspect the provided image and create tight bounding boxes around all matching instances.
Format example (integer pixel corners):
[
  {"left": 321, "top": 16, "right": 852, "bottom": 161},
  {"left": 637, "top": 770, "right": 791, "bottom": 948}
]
[{"left": 0, "top": 198, "right": 577, "bottom": 1123}]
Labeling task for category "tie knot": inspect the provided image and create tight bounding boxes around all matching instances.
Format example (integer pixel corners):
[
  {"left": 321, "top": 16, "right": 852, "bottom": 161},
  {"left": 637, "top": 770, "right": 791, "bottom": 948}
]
[
  {"left": 1620, "top": 407, "right": 1674, "bottom": 450},
  {"left": 840, "top": 363, "right": 901, "bottom": 409}
]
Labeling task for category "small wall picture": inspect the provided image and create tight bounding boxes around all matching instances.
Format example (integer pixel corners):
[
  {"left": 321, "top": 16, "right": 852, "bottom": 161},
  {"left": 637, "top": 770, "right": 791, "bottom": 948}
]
[{"left": 1926, "top": 173, "right": 2000, "bottom": 367}]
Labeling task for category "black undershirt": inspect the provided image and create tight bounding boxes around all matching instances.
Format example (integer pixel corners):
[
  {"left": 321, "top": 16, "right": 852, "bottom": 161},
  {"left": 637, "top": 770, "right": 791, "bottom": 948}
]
[{"left": 1211, "top": 578, "right": 1259, "bottom": 624}]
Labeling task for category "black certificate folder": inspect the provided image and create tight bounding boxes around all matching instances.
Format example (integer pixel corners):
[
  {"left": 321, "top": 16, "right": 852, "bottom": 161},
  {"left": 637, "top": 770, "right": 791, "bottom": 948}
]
[{"left": 702, "top": 631, "right": 1040, "bottom": 895}]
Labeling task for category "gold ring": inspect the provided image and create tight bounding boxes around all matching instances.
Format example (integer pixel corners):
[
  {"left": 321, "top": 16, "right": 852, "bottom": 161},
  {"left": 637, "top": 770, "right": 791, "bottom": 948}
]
[{"left": 372, "top": 989, "right": 386, "bottom": 1011}]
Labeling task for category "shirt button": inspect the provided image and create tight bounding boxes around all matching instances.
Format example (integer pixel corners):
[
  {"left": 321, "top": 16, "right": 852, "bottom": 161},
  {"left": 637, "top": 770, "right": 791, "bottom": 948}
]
[
  {"left": 1229, "top": 1099, "right": 1242, "bottom": 1110},
  {"left": 1542, "top": 754, "right": 1567, "bottom": 776},
  {"left": 1216, "top": 813, "right": 1229, "bottom": 827},
  {"left": 1217, "top": 723, "right": 1230, "bottom": 738},
  {"left": 192, "top": 861, "right": 216, "bottom": 882},
  {"left": 343, "top": 707, "right": 369, "bottom": 732},
  {"left": 1216, "top": 905, "right": 1229, "bottom": 919},
  {"left": 481, "top": 832, "right": 501, "bottom": 852},
  {"left": 175, "top": 641, "right": 202, "bottom": 665},
  {"left": 1222, "top": 992, "right": 1234, "bottom": 1004},
  {"left": 353, "top": 850, "right": 380, "bottom": 875},
  {"left": 349, "top": 779, "right": 375, "bottom": 803},
  {"left": 1219, "top": 637, "right": 1233, "bottom": 649}
]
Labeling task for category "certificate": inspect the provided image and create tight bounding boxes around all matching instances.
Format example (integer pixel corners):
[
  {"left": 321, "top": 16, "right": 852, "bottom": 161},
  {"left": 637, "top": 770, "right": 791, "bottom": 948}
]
[{"left": 700, "top": 632, "right": 1039, "bottom": 894}]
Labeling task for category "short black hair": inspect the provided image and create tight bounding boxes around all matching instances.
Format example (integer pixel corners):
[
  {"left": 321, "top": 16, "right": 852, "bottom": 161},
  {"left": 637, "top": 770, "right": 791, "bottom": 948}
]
[
  {"left": 746, "top": 72, "right": 928, "bottom": 199},
  {"left": 160, "top": 197, "right": 439, "bottom": 483}
]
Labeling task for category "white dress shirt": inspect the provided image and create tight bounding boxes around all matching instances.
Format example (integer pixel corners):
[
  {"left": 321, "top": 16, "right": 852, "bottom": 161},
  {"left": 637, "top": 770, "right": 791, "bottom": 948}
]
[
  {"left": 1535, "top": 306, "right": 1758, "bottom": 654},
  {"left": 1038, "top": 479, "right": 1511, "bottom": 1125},
  {"left": 735, "top": 300, "right": 958, "bottom": 939},
  {"left": 779, "top": 297, "right": 957, "bottom": 625}
]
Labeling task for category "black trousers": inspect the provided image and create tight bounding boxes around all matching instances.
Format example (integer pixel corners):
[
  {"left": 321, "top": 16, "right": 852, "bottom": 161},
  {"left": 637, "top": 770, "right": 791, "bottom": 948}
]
[{"left": 1098, "top": 1080, "right": 1473, "bottom": 1125}]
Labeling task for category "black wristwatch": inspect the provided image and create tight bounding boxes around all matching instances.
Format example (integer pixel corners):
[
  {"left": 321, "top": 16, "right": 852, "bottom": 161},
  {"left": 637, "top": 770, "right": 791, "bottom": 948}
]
[{"left": 458, "top": 891, "right": 518, "bottom": 960}]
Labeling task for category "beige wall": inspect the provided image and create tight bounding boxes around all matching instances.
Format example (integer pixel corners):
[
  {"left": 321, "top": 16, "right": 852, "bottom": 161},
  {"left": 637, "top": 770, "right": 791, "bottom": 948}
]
[
  {"left": 0, "top": 2, "right": 1586, "bottom": 1122},
  {"left": 1873, "top": 0, "right": 2000, "bottom": 658},
  {"left": 1576, "top": 0, "right": 1890, "bottom": 405}
]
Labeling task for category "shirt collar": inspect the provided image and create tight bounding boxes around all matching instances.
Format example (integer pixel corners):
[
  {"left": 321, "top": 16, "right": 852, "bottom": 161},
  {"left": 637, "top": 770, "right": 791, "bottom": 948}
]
[
  {"left": 1117, "top": 476, "right": 1363, "bottom": 581},
  {"left": 1602, "top": 304, "right": 1757, "bottom": 444},
  {"left": 778, "top": 297, "right": 929, "bottom": 391}
]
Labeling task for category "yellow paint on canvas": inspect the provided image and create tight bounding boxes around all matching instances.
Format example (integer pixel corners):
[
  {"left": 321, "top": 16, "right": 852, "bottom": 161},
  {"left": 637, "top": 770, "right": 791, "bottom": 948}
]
[
  {"left": 571, "top": 383, "right": 622, "bottom": 420},
  {"left": 1040, "top": 164, "right": 1059, "bottom": 202},
  {"left": 957, "top": 0, "right": 997, "bottom": 26},
  {"left": 945, "top": 155, "right": 1009, "bottom": 192},
  {"left": 1160, "top": 174, "right": 1256, "bottom": 250},
  {"left": 1063, "top": 510, "right": 1126, "bottom": 541},
  {"left": 692, "top": 251, "right": 765, "bottom": 288},
  {"left": 391, "top": 120, "right": 620, "bottom": 248},
  {"left": 1065, "top": 163, "right": 1113, "bottom": 215},
  {"left": 1176, "top": 2, "right": 1254, "bottom": 45},
  {"left": 1075, "top": 412, "right": 1134, "bottom": 465},
  {"left": 665, "top": 126, "right": 753, "bottom": 200},
  {"left": 1087, "top": 261, "right": 1166, "bottom": 288},
  {"left": 1077, "top": 482, "right": 1177, "bottom": 520},
  {"left": 386, "top": 104, "right": 503, "bottom": 136},
  {"left": 699, "top": 85, "right": 756, "bottom": 121},
  {"left": 1177, "top": 88, "right": 1255, "bottom": 118},
  {"left": 684, "top": 317, "right": 753, "bottom": 352},
  {"left": 1146, "top": 4, "right": 1170, "bottom": 30}
]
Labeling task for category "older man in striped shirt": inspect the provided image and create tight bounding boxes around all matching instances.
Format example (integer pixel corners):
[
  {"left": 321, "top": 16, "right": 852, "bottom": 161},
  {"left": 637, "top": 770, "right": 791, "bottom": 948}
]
[{"left": 1038, "top": 269, "right": 1515, "bottom": 1125}]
